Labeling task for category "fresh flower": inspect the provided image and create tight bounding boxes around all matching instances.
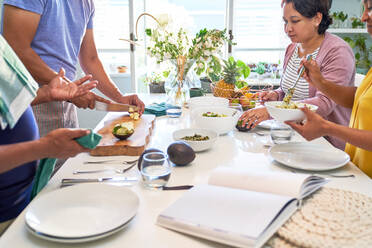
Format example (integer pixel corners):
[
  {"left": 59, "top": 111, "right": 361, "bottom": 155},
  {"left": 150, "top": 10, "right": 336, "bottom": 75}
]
[{"left": 145, "top": 15, "right": 234, "bottom": 77}]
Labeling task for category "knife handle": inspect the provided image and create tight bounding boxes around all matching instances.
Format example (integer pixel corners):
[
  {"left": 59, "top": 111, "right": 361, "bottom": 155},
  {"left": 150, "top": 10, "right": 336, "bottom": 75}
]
[{"left": 62, "top": 178, "right": 98, "bottom": 184}]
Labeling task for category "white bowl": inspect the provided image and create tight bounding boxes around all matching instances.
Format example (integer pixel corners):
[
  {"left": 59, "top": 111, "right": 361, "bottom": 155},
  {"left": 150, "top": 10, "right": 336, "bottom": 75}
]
[
  {"left": 265, "top": 101, "right": 318, "bottom": 122},
  {"left": 173, "top": 128, "right": 218, "bottom": 152},
  {"left": 193, "top": 106, "right": 240, "bottom": 135},
  {"left": 188, "top": 96, "right": 229, "bottom": 111}
]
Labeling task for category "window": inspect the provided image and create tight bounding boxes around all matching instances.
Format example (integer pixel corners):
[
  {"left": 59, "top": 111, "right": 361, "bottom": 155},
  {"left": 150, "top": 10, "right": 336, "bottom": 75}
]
[{"left": 232, "top": 0, "right": 290, "bottom": 64}]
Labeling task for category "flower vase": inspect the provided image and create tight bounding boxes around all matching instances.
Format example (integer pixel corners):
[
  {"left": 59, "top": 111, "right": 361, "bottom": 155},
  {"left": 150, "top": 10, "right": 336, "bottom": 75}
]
[{"left": 165, "top": 56, "right": 196, "bottom": 106}]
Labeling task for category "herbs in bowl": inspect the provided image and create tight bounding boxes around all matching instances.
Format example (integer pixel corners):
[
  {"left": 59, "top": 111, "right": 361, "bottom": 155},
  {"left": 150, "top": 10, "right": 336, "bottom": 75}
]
[
  {"left": 173, "top": 129, "right": 218, "bottom": 152},
  {"left": 112, "top": 122, "right": 134, "bottom": 140},
  {"left": 202, "top": 112, "right": 227, "bottom": 117},
  {"left": 181, "top": 134, "right": 210, "bottom": 141}
]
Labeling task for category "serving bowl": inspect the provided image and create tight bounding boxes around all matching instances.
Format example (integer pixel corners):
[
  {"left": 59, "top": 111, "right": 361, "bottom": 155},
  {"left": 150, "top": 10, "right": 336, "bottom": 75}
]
[
  {"left": 192, "top": 106, "right": 240, "bottom": 135},
  {"left": 188, "top": 96, "right": 229, "bottom": 112},
  {"left": 265, "top": 101, "right": 318, "bottom": 122},
  {"left": 173, "top": 128, "right": 218, "bottom": 152}
]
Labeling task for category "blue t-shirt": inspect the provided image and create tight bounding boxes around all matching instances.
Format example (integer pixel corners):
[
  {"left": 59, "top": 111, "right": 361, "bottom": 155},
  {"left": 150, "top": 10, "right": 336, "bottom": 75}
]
[
  {"left": 2, "top": 0, "right": 95, "bottom": 80},
  {"left": 0, "top": 106, "right": 39, "bottom": 222}
]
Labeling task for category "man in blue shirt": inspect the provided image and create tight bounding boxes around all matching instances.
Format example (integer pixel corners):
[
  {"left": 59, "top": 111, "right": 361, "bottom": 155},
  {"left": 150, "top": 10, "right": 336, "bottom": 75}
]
[{"left": 2, "top": 0, "right": 145, "bottom": 169}]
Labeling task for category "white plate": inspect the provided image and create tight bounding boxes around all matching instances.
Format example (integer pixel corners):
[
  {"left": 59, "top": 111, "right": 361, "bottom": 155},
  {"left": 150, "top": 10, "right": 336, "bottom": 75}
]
[
  {"left": 269, "top": 142, "right": 350, "bottom": 171},
  {"left": 25, "top": 184, "right": 139, "bottom": 243}
]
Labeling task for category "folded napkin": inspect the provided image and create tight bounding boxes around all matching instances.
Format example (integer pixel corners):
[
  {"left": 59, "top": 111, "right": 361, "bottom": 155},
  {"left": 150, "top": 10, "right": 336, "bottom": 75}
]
[
  {"left": 30, "top": 130, "right": 102, "bottom": 199},
  {"left": 0, "top": 35, "right": 39, "bottom": 130},
  {"left": 144, "top": 102, "right": 180, "bottom": 117}
]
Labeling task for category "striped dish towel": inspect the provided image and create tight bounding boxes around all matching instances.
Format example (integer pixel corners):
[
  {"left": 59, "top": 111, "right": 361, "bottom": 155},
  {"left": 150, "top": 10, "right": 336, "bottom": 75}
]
[{"left": 0, "top": 35, "right": 39, "bottom": 130}]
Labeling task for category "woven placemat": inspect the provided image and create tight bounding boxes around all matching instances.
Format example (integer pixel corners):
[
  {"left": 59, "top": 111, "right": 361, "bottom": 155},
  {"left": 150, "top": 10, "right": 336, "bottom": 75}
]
[{"left": 267, "top": 187, "right": 372, "bottom": 248}]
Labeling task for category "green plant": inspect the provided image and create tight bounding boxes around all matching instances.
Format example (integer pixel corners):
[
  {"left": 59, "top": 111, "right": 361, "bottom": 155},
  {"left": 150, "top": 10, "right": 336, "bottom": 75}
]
[
  {"left": 144, "top": 71, "right": 168, "bottom": 85},
  {"left": 145, "top": 15, "right": 233, "bottom": 77},
  {"left": 338, "top": 11, "right": 348, "bottom": 22},
  {"left": 351, "top": 17, "right": 365, "bottom": 29},
  {"left": 344, "top": 35, "right": 372, "bottom": 71}
]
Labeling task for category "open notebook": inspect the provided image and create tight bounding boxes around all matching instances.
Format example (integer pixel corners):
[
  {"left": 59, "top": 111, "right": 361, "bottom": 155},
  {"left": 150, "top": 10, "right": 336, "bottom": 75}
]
[{"left": 157, "top": 167, "right": 328, "bottom": 248}]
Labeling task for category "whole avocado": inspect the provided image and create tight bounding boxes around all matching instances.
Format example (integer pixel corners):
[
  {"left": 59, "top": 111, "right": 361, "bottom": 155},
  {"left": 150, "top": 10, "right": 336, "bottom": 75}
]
[
  {"left": 138, "top": 148, "right": 163, "bottom": 171},
  {"left": 167, "top": 141, "right": 195, "bottom": 166}
]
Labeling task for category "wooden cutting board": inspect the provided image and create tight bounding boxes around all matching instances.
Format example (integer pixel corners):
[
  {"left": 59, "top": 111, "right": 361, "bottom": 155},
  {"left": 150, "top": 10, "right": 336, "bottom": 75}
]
[{"left": 90, "top": 114, "right": 156, "bottom": 156}]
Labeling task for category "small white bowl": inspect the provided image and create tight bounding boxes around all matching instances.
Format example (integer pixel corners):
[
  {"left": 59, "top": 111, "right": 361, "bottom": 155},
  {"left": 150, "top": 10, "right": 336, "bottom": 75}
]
[
  {"left": 193, "top": 106, "right": 240, "bottom": 135},
  {"left": 265, "top": 101, "right": 318, "bottom": 122},
  {"left": 173, "top": 128, "right": 218, "bottom": 152}
]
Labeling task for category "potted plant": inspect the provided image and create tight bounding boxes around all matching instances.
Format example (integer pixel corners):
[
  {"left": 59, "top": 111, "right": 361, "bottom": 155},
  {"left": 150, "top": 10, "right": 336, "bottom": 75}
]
[
  {"left": 145, "top": 71, "right": 169, "bottom": 93},
  {"left": 344, "top": 35, "right": 372, "bottom": 74}
]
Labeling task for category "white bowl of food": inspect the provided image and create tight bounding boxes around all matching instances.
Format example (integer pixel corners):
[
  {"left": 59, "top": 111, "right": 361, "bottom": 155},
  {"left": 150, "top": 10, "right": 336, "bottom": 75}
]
[
  {"left": 265, "top": 101, "right": 318, "bottom": 122},
  {"left": 188, "top": 96, "right": 229, "bottom": 111},
  {"left": 193, "top": 106, "right": 240, "bottom": 135},
  {"left": 173, "top": 128, "right": 218, "bottom": 152}
]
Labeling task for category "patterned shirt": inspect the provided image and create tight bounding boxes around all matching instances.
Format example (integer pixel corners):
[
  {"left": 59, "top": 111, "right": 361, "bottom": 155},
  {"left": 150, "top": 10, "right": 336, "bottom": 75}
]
[{"left": 280, "top": 45, "right": 320, "bottom": 101}]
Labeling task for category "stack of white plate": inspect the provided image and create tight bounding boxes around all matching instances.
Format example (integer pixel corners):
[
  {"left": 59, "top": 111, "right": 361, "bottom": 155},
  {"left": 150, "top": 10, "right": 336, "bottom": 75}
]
[{"left": 25, "top": 184, "right": 139, "bottom": 243}]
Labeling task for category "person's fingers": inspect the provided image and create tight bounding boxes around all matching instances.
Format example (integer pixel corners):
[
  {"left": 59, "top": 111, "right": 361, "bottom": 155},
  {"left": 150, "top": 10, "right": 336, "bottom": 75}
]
[
  {"left": 65, "top": 128, "right": 91, "bottom": 139},
  {"left": 285, "top": 121, "right": 303, "bottom": 134},
  {"left": 76, "top": 81, "right": 98, "bottom": 95},
  {"left": 74, "top": 74, "right": 93, "bottom": 86},
  {"left": 58, "top": 68, "right": 66, "bottom": 78},
  {"left": 299, "top": 107, "right": 312, "bottom": 119}
]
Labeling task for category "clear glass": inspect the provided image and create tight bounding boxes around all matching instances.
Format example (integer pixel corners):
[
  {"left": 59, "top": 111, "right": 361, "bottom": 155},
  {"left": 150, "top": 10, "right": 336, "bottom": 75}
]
[
  {"left": 270, "top": 121, "right": 294, "bottom": 144},
  {"left": 140, "top": 152, "right": 171, "bottom": 189}
]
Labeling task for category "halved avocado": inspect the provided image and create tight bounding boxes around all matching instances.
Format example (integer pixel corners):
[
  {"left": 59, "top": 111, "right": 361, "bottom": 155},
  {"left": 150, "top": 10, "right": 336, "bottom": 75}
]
[
  {"left": 112, "top": 124, "right": 134, "bottom": 140},
  {"left": 235, "top": 120, "right": 252, "bottom": 132}
]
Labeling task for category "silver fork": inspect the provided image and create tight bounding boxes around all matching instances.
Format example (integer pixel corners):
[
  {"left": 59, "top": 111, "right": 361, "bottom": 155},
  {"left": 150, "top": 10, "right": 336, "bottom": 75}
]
[
  {"left": 83, "top": 159, "right": 138, "bottom": 165},
  {"left": 74, "top": 161, "right": 138, "bottom": 174}
]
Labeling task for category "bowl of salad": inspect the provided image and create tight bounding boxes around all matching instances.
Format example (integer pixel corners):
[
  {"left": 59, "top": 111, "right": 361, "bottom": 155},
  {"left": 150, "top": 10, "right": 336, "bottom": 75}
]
[
  {"left": 173, "top": 128, "right": 218, "bottom": 152},
  {"left": 265, "top": 101, "right": 318, "bottom": 122},
  {"left": 193, "top": 106, "right": 240, "bottom": 135}
]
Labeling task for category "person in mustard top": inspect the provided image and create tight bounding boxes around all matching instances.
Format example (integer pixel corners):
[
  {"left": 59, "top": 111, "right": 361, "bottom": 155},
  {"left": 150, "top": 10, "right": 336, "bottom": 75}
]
[{"left": 286, "top": 0, "right": 372, "bottom": 178}]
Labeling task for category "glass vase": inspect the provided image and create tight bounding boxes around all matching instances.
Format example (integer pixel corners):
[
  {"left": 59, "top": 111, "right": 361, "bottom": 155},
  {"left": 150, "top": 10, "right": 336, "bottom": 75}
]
[{"left": 165, "top": 56, "right": 197, "bottom": 106}]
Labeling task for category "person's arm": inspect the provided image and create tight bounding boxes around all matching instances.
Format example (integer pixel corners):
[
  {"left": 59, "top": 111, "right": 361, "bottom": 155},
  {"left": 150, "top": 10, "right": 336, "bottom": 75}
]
[
  {"left": 302, "top": 59, "right": 357, "bottom": 109},
  {"left": 78, "top": 29, "right": 145, "bottom": 112},
  {"left": 0, "top": 129, "right": 91, "bottom": 174},
  {"left": 2, "top": 5, "right": 58, "bottom": 85},
  {"left": 286, "top": 108, "right": 372, "bottom": 151},
  {"left": 31, "top": 69, "right": 97, "bottom": 105}
]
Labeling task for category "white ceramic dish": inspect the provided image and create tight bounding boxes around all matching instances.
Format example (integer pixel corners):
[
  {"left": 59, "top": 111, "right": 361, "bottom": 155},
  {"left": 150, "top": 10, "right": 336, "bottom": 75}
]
[
  {"left": 25, "top": 184, "right": 139, "bottom": 243},
  {"left": 265, "top": 101, "right": 318, "bottom": 122},
  {"left": 188, "top": 96, "right": 229, "bottom": 111},
  {"left": 193, "top": 106, "right": 240, "bottom": 135},
  {"left": 173, "top": 128, "right": 218, "bottom": 152},
  {"left": 256, "top": 119, "right": 277, "bottom": 130},
  {"left": 269, "top": 142, "right": 350, "bottom": 171}
]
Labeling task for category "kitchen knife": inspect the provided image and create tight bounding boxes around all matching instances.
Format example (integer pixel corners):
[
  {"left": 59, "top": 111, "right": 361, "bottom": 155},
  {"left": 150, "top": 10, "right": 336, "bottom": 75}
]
[
  {"left": 61, "top": 177, "right": 138, "bottom": 186},
  {"left": 95, "top": 101, "right": 139, "bottom": 112}
]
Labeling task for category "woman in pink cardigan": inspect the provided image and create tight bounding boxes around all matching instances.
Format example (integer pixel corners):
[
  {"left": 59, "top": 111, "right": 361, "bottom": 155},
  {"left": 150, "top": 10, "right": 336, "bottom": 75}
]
[{"left": 239, "top": 0, "right": 355, "bottom": 149}]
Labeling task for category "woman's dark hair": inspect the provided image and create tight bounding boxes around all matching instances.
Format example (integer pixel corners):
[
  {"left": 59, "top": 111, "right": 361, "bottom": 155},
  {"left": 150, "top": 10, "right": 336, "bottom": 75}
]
[{"left": 284, "top": 0, "right": 333, "bottom": 34}]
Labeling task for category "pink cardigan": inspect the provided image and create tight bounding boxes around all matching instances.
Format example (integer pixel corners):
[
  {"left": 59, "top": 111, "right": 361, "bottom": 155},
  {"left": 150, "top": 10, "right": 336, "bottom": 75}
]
[{"left": 276, "top": 32, "right": 355, "bottom": 149}]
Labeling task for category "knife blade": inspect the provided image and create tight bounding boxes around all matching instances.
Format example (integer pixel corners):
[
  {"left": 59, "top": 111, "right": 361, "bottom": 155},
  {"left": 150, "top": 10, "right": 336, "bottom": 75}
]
[
  {"left": 95, "top": 101, "right": 139, "bottom": 112},
  {"left": 61, "top": 177, "right": 138, "bottom": 186}
]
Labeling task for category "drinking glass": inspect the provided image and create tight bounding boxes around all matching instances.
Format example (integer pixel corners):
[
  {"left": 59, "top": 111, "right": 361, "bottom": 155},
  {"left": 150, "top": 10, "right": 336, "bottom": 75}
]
[
  {"left": 270, "top": 121, "right": 293, "bottom": 144},
  {"left": 229, "top": 103, "right": 243, "bottom": 112},
  {"left": 140, "top": 152, "right": 171, "bottom": 189}
]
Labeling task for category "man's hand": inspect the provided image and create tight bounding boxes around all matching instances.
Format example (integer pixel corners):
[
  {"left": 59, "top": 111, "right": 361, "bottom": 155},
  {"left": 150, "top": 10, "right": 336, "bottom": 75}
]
[
  {"left": 47, "top": 69, "right": 97, "bottom": 101},
  {"left": 70, "top": 92, "right": 112, "bottom": 109},
  {"left": 117, "top": 94, "right": 145, "bottom": 114},
  {"left": 285, "top": 107, "right": 329, "bottom": 141},
  {"left": 39, "top": 128, "right": 92, "bottom": 159}
]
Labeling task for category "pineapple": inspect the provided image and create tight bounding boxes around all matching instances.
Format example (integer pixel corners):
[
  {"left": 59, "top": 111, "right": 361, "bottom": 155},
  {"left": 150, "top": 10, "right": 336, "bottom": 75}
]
[{"left": 214, "top": 58, "right": 240, "bottom": 98}]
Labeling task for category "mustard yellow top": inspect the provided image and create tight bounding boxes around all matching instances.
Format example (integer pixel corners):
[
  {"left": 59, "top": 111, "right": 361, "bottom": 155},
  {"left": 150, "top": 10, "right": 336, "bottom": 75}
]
[{"left": 345, "top": 68, "right": 372, "bottom": 178}]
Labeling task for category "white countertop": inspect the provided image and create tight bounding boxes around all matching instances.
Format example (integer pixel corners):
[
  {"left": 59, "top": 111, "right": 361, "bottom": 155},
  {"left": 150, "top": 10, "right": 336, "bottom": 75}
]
[{"left": 1, "top": 95, "right": 371, "bottom": 248}]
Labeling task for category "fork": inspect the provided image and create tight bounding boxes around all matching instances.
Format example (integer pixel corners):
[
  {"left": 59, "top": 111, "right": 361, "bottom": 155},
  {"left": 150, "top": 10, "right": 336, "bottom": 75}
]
[
  {"left": 313, "top": 174, "right": 355, "bottom": 178},
  {"left": 283, "top": 54, "right": 312, "bottom": 104},
  {"left": 74, "top": 162, "right": 137, "bottom": 174},
  {"left": 83, "top": 159, "right": 138, "bottom": 165}
]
